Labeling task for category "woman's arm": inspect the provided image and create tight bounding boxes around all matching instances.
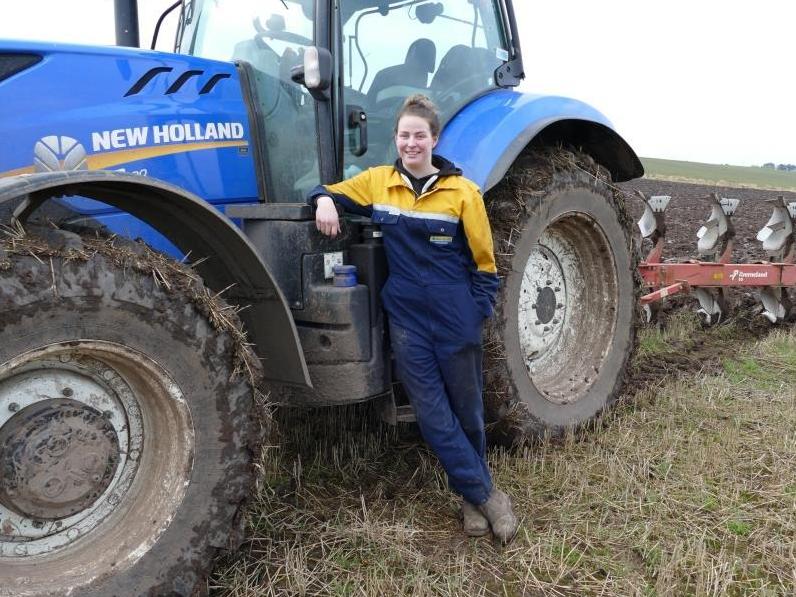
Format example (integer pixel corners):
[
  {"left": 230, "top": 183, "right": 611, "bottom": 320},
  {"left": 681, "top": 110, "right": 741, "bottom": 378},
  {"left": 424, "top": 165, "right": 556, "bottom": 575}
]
[
  {"left": 461, "top": 187, "right": 499, "bottom": 318},
  {"left": 307, "top": 169, "right": 377, "bottom": 238},
  {"left": 315, "top": 195, "right": 341, "bottom": 237}
]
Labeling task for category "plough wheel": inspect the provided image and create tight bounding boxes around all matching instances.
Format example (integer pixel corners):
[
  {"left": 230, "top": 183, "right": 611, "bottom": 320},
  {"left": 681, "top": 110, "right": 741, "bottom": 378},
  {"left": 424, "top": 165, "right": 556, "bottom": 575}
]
[
  {"left": 0, "top": 230, "right": 260, "bottom": 596},
  {"left": 484, "top": 149, "right": 638, "bottom": 441}
]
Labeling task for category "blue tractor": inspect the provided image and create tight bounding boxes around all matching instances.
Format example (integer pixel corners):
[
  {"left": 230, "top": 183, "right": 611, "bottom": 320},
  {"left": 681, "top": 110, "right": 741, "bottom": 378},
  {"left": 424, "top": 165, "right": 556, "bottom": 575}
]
[{"left": 0, "top": 1, "right": 642, "bottom": 594}]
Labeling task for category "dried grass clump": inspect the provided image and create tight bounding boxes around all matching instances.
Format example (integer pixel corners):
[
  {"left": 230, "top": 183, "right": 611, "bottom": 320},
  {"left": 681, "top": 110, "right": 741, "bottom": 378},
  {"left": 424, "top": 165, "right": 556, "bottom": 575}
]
[
  {"left": 0, "top": 222, "right": 264, "bottom": 405},
  {"left": 484, "top": 147, "right": 618, "bottom": 278}
]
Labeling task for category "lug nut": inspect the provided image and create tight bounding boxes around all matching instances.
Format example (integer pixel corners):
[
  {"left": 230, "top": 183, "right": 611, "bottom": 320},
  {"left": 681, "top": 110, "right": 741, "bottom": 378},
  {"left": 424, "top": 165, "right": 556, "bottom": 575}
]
[
  {"left": 8, "top": 402, "right": 19, "bottom": 412},
  {"left": 62, "top": 387, "right": 73, "bottom": 397}
]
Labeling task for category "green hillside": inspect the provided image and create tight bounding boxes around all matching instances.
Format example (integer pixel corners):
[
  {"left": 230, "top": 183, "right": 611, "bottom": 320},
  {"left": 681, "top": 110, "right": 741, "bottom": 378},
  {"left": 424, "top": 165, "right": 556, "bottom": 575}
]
[{"left": 641, "top": 157, "right": 796, "bottom": 191}]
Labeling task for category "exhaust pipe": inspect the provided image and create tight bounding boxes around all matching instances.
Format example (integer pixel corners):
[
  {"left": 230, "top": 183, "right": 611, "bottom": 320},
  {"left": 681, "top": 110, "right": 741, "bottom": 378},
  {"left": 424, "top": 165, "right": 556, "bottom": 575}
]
[{"left": 115, "top": 0, "right": 140, "bottom": 47}]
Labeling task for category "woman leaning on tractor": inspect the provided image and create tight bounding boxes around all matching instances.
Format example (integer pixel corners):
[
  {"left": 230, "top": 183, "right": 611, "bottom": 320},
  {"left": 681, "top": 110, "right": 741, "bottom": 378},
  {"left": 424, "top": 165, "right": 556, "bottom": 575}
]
[{"left": 308, "top": 94, "right": 519, "bottom": 543}]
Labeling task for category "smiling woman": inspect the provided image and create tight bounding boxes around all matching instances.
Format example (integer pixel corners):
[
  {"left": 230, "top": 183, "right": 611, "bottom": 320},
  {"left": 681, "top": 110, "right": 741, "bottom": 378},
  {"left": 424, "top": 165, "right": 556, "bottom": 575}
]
[{"left": 307, "top": 94, "right": 520, "bottom": 544}]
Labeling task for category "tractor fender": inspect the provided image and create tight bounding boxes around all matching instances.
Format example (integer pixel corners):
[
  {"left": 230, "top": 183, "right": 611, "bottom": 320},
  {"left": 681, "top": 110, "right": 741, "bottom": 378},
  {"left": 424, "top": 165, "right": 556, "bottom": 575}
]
[
  {"left": 436, "top": 89, "right": 644, "bottom": 191},
  {"left": 0, "top": 170, "right": 311, "bottom": 387}
]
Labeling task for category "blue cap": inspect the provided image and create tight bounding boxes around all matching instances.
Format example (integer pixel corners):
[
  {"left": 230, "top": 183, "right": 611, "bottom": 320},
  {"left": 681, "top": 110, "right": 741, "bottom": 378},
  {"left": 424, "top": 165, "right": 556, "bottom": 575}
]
[{"left": 333, "top": 264, "right": 357, "bottom": 274}]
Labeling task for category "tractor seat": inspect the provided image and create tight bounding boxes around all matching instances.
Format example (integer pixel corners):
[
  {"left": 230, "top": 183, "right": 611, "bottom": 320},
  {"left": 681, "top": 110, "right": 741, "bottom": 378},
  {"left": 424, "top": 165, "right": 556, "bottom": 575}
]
[{"left": 367, "top": 38, "right": 436, "bottom": 104}]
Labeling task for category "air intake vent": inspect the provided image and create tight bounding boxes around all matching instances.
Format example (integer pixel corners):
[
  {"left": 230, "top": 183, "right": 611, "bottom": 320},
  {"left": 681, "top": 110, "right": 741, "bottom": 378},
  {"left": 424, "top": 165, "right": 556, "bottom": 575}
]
[{"left": 0, "top": 53, "right": 42, "bottom": 82}]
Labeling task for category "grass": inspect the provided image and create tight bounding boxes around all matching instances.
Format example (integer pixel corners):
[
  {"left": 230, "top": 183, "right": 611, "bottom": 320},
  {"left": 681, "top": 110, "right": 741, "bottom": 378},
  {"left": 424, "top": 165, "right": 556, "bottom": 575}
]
[
  {"left": 210, "top": 316, "right": 796, "bottom": 596},
  {"left": 641, "top": 157, "right": 796, "bottom": 192}
]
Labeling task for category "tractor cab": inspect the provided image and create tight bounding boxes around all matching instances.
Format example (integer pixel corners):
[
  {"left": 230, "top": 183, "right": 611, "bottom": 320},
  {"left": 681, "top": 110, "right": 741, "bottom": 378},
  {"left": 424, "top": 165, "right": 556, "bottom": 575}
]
[{"left": 176, "top": 0, "right": 522, "bottom": 202}]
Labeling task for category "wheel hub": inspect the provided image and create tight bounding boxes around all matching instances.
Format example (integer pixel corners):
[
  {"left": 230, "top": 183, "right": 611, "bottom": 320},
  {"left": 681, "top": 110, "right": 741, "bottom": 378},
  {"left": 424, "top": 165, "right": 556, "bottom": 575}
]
[
  {"left": 534, "top": 286, "right": 557, "bottom": 324},
  {"left": 0, "top": 398, "right": 120, "bottom": 520},
  {"left": 518, "top": 244, "right": 567, "bottom": 361}
]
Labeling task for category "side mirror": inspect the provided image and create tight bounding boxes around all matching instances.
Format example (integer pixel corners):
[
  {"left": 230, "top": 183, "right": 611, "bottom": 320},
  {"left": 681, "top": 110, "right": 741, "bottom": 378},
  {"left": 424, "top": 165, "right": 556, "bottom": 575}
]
[{"left": 290, "top": 46, "right": 333, "bottom": 101}]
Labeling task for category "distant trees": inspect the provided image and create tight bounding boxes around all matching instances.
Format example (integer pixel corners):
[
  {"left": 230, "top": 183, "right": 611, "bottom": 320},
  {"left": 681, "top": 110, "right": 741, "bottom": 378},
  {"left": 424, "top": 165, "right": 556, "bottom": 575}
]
[{"left": 761, "top": 162, "right": 796, "bottom": 171}]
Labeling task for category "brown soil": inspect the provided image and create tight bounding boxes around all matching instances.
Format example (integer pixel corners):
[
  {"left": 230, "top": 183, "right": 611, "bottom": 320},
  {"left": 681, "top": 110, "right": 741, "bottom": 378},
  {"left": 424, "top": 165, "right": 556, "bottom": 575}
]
[{"left": 618, "top": 178, "right": 796, "bottom": 263}]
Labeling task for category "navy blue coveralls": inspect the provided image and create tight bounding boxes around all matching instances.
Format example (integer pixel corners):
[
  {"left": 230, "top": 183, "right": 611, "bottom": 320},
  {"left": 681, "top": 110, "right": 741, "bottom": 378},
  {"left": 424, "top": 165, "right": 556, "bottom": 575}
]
[{"left": 309, "top": 155, "right": 499, "bottom": 505}]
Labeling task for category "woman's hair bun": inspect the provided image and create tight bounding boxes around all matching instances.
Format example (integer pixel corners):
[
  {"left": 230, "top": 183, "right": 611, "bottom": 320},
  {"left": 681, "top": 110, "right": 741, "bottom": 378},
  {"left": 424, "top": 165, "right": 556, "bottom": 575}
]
[{"left": 395, "top": 94, "right": 441, "bottom": 137}]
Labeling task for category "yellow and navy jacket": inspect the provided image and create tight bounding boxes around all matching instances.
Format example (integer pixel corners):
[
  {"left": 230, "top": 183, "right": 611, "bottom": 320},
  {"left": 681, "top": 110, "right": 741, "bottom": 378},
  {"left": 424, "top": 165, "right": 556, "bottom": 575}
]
[{"left": 308, "top": 156, "right": 499, "bottom": 323}]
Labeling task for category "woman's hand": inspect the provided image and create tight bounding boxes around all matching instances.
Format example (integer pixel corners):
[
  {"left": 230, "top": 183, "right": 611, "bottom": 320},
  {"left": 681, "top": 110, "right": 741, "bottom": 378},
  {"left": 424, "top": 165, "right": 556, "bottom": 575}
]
[{"left": 315, "top": 195, "right": 341, "bottom": 238}]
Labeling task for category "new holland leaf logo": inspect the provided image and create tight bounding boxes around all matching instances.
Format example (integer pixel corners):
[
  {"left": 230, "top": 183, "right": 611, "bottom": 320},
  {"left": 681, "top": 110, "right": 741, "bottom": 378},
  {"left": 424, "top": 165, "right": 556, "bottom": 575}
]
[{"left": 34, "top": 136, "right": 88, "bottom": 172}]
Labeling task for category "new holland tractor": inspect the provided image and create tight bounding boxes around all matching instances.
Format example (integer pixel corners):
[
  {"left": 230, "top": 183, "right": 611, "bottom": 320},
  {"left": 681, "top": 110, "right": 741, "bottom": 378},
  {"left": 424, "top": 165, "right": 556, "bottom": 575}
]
[{"left": 0, "top": 0, "right": 643, "bottom": 594}]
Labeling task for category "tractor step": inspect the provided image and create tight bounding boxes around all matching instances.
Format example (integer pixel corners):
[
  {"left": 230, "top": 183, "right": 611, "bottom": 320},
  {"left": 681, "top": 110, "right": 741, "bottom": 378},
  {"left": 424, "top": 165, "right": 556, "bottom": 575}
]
[
  {"left": 375, "top": 392, "right": 416, "bottom": 424},
  {"left": 394, "top": 405, "right": 417, "bottom": 423}
]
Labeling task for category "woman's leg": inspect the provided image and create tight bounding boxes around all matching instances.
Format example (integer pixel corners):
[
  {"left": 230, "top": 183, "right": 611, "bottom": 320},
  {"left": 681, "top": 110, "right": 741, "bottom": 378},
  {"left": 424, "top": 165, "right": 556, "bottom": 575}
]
[
  {"left": 436, "top": 342, "right": 486, "bottom": 458},
  {"left": 389, "top": 322, "right": 492, "bottom": 505}
]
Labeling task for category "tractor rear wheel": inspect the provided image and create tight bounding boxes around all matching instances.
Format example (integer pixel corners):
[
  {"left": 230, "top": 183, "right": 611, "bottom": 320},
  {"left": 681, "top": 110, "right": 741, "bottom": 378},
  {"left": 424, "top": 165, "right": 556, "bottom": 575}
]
[
  {"left": 0, "top": 231, "right": 260, "bottom": 596},
  {"left": 484, "top": 149, "right": 638, "bottom": 441}
]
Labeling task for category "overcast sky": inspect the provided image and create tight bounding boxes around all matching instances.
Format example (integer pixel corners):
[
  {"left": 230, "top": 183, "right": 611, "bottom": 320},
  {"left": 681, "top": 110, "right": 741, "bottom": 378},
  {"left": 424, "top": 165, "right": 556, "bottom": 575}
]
[{"left": 1, "top": 0, "right": 793, "bottom": 167}]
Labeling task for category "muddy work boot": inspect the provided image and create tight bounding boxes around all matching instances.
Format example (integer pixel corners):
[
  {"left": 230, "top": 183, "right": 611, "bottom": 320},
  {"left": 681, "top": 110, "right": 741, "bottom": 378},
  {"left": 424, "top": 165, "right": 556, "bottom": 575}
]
[
  {"left": 478, "top": 489, "right": 519, "bottom": 544},
  {"left": 461, "top": 499, "right": 489, "bottom": 537}
]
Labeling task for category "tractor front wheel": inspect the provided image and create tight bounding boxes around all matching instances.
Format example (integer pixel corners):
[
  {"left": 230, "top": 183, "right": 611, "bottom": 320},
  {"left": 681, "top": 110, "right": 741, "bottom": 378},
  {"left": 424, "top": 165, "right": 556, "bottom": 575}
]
[{"left": 485, "top": 149, "right": 638, "bottom": 441}]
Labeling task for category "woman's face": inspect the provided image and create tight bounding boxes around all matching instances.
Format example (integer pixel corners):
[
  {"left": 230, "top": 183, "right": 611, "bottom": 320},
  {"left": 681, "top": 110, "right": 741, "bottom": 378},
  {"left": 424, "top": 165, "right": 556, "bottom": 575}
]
[{"left": 395, "top": 115, "right": 438, "bottom": 171}]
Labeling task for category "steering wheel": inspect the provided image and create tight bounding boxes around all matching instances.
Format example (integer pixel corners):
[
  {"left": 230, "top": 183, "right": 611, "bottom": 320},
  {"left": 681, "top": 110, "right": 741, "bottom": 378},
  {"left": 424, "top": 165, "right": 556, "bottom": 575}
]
[
  {"left": 432, "top": 74, "right": 489, "bottom": 110},
  {"left": 253, "top": 16, "right": 313, "bottom": 47},
  {"left": 256, "top": 30, "right": 313, "bottom": 46}
]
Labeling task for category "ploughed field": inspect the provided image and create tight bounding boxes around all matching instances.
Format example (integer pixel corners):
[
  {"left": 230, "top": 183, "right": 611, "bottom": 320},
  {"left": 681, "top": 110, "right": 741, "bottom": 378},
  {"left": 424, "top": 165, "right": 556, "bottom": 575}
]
[
  {"left": 211, "top": 180, "right": 796, "bottom": 596},
  {"left": 621, "top": 178, "right": 796, "bottom": 264}
]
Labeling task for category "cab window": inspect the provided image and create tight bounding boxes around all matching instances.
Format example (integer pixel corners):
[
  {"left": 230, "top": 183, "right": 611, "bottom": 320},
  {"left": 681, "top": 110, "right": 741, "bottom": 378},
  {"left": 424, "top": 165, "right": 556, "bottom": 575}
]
[{"left": 340, "top": 0, "right": 507, "bottom": 172}]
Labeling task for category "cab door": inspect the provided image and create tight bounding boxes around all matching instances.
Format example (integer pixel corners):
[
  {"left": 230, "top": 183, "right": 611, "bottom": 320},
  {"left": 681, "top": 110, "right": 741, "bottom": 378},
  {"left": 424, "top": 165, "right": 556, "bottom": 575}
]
[{"left": 179, "top": 0, "right": 337, "bottom": 201}]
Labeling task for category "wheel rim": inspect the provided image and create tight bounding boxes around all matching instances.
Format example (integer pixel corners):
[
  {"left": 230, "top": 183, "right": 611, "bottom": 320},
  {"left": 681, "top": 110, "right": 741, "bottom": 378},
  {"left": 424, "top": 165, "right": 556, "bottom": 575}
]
[
  {"left": 0, "top": 341, "right": 193, "bottom": 592},
  {"left": 517, "top": 213, "right": 619, "bottom": 404}
]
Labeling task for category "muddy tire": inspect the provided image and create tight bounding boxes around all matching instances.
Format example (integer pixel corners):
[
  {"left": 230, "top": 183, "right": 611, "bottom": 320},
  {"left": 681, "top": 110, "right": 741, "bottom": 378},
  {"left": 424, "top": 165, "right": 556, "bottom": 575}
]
[
  {"left": 0, "top": 232, "right": 260, "bottom": 596},
  {"left": 484, "top": 149, "right": 638, "bottom": 441}
]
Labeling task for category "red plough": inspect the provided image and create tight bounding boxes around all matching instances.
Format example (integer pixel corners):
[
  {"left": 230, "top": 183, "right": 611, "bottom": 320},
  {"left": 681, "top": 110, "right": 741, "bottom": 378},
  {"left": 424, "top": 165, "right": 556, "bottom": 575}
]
[{"left": 637, "top": 191, "right": 796, "bottom": 324}]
